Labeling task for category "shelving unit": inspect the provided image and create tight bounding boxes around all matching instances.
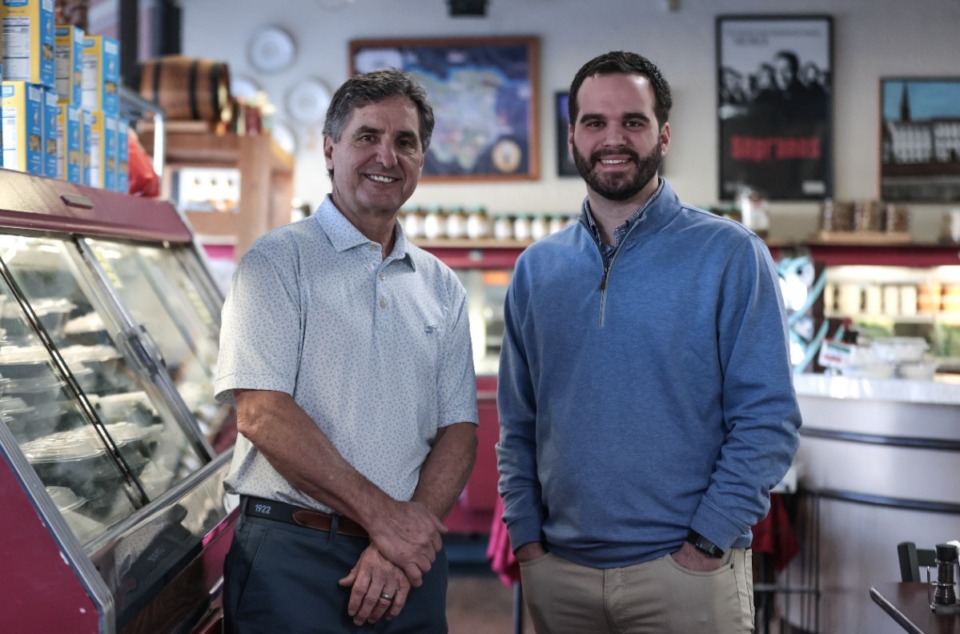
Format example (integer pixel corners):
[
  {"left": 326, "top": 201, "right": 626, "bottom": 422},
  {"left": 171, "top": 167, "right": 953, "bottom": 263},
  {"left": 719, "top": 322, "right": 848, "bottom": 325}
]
[{"left": 139, "top": 123, "right": 294, "bottom": 260}]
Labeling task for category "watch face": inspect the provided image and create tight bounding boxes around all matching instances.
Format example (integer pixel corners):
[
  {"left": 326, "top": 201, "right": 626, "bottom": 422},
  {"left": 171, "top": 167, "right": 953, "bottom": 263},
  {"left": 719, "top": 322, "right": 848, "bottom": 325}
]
[
  {"left": 688, "top": 531, "right": 723, "bottom": 557},
  {"left": 696, "top": 536, "right": 723, "bottom": 557}
]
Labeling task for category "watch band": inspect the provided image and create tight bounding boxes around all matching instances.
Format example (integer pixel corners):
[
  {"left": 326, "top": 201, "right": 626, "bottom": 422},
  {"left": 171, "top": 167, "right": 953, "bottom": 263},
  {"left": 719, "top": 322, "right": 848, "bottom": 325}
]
[{"left": 686, "top": 530, "right": 724, "bottom": 558}]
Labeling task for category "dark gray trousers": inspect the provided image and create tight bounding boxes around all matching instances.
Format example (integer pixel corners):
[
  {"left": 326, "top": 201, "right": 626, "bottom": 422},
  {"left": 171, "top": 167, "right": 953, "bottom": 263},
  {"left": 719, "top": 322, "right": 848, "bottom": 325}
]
[{"left": 223, "top": 514, "right": 448, "bottom": 633}]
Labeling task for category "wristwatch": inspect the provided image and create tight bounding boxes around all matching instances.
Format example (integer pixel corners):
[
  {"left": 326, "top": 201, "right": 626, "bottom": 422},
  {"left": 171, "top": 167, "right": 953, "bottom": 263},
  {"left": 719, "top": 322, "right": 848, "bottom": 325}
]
[{"left": 686, "top": 530, "right": 724, "bottom": 558}]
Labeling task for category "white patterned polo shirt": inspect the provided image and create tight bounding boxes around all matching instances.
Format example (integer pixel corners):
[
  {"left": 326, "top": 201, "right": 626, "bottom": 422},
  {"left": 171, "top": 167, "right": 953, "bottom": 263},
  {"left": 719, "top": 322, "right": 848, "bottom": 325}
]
[{"left": 215, "top": 195, "right": 478, "bottom": 512}]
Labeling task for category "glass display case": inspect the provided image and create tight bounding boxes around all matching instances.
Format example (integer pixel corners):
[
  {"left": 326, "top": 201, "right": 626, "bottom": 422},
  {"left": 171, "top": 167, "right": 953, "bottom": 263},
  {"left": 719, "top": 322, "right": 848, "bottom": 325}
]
[
  {"left": 421, "top": 245, "right": 520, "bottom": 536},
  {"left": 0, "top": 170, "right": 235, "bottom": 633},
  {"left": 774, "top": 242, "right": 960, "bottom": 372},
  {"left": 84, "top": 238, "right": 232, "bottom": 451}
]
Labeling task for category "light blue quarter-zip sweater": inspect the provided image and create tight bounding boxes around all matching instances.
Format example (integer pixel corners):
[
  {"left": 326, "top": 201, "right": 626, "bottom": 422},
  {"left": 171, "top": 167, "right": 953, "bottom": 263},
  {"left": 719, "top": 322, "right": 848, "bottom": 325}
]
[{"left": 496, "top": 179, "right": 802, "bottom": 569}]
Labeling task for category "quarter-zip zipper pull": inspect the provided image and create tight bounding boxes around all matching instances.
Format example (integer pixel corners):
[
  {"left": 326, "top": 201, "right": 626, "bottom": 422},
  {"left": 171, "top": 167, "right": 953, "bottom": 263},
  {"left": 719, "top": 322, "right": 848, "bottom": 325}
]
[{"left": 599, "top": 266, "right": 609, "bottom": 290}]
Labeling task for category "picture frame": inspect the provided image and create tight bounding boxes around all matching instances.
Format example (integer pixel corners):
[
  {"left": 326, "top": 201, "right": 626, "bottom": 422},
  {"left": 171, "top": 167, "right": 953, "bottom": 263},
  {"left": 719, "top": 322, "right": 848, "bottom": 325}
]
[
  {"left": 716, "top": 15, "right": 833, "bottom": 201},
  {"left": 350, "top": 36, "right": 540, "bottom": 182},
  {"left": 555, "top": 91, "right": 578, "bottom": 177},
  {"left": 880, "top": 77, "right": 960, "bottom": 202}
]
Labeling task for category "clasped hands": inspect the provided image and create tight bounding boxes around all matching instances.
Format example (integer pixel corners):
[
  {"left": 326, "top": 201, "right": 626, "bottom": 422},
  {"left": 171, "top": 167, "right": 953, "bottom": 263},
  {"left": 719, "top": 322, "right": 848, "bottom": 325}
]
[{"left": 340, "top": 499, "right": 446, "bottom": 626}]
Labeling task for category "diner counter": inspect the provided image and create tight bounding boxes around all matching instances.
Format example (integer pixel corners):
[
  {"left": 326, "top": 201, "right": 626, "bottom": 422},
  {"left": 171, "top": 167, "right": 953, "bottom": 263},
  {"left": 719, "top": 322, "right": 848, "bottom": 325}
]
[
  {"left": 783, "top": 373, "right": 960, "bottom": 633},
  {"left": 793, "top": 373, "right": 960, "bottom": 406}
]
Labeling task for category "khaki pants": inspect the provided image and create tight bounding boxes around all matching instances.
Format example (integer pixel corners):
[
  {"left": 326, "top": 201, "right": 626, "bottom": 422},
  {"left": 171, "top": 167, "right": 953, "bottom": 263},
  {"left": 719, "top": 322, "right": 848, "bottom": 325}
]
[{"left": 519, "top": 549, "right": 754, "bottom": 634}]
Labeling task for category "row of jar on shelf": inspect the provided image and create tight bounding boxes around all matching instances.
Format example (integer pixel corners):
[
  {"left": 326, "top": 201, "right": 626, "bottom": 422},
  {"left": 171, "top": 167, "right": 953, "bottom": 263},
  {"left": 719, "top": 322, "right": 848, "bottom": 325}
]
[
  {"left": 824, "top": 282, "right": 960, "bottom": 318},
  {"left": 399, "top": 206, "right": 578, "bottom": 242},
  {"left": 819, "top": 199, "right": 911, "bottom": 234}
]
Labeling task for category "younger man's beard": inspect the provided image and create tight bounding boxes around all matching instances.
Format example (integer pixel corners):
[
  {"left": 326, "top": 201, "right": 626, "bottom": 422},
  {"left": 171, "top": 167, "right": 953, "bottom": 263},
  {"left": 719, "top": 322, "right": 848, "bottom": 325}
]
[{"left": 572, "top": 137, "right": 663, "bottom": 202}]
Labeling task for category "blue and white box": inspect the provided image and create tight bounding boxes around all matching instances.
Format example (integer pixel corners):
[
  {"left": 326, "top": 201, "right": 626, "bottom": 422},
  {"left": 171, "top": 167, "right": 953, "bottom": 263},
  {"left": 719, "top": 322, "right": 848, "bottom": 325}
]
[
  {"left": 1, "top": 80, "right": 44, "bottom": 174},
  {"left": 0, "top": 0, "right": 55, "bottom": 88}
]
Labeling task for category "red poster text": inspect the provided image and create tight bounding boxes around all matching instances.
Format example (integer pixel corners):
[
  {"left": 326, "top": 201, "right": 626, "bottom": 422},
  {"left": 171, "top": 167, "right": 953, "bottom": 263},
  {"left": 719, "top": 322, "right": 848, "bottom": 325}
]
[{"left": 730, "top": 136, "right": 821, "bottom": 162}]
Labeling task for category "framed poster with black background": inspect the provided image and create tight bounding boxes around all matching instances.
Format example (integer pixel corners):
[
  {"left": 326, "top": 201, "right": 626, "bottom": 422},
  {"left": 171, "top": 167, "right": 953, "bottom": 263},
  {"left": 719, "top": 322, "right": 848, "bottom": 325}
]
[
  {"left": 716, "top": 15, "right": 833, "bottom": 201},
  {"left": 555, "top": 92, "right": 578, "bottom": 177},
  {"left": 880, "top": 77, "right": 960, "bottom": 202},
  {"left": 350, "top": 36, "right": 539, "bottom": 182}
]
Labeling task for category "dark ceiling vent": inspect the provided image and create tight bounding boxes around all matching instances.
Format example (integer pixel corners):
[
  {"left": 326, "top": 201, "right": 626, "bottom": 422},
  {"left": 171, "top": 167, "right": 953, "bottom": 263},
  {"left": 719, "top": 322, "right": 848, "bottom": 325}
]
[{"left": 448, "top": 0, "right": 488, "bottom": 17}]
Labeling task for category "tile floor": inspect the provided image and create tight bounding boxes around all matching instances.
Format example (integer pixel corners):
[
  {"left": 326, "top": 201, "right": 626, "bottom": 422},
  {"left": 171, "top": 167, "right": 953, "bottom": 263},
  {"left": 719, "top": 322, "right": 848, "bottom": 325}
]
[
  {"left": 446, "top": 568, "right": 534, "bottom": 634},
  {"left": 443, "top": 535, "right": 535, "bottom": 633}
]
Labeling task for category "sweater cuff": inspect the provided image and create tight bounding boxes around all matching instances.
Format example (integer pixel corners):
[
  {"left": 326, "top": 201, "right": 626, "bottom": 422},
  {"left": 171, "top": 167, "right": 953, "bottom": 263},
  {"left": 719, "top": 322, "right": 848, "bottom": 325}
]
[
  {"left": 689, "top": 503, "right": 744, "bottom": 552},
  {"left": 505, "top": 517, "right": 543, "bottom": 554}
]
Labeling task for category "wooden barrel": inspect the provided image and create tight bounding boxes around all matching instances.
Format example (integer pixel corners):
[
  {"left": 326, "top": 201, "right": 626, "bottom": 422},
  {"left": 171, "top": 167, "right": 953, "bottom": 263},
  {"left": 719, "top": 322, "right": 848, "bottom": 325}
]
[{"left": 139, "top": 56, "right": 233, "bottom": 124}]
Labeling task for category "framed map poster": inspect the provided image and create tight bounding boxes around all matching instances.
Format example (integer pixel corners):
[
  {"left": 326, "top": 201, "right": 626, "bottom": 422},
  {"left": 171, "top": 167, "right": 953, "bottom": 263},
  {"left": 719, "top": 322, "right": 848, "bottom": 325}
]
[
  {"left": 350, "top": 36, "right": 540, "bottom": 181},
  {"left": 716, "top": 15, "right": 833, "bottom": 201}
]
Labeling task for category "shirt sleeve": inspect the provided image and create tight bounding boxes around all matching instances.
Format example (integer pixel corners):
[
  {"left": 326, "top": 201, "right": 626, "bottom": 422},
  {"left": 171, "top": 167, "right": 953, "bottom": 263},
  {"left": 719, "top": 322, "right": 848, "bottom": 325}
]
[
  {"left": 495, "top": 263, "right": 545, "bottom": 551},
  {"left": 436, "top": 276, "right": 479, "bottom": 427},
  {"left": 214, "top": 245, "right": 303, "bottom": 403},
  {"left": 690, "top": 235, "right": 802, "bottom": 550}
]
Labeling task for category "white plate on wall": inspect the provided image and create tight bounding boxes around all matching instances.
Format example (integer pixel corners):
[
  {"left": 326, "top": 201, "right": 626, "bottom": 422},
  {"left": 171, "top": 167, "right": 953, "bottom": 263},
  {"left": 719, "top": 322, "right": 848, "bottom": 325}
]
[
  {"left": 285, "top": 78, "right": 331, "bottom": 124},
  {"left": 248, "top": 25, "right": 296, "bottom": 74}
]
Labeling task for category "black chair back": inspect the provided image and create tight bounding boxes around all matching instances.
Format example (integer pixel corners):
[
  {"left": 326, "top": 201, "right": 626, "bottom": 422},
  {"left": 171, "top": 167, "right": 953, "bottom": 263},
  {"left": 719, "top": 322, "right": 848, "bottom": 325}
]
[{"left": 897, "top": 541, "right": 937, "bottom": 582}]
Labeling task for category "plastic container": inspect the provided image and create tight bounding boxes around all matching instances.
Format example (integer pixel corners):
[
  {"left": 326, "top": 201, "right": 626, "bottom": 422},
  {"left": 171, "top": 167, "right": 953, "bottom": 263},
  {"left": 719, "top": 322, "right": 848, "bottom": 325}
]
[
  {"left": 897, "top": 360, "right": 939, "bottom": 380},
  {"left": 871, "top": 337, "right": 929, "bottom": 363}
]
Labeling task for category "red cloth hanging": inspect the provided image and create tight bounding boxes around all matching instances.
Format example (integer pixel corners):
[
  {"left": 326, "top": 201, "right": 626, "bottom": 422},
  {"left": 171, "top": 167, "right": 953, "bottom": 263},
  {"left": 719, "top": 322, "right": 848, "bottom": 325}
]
[
  {"left": 486, "top": 495, "right": 521, "bottom": 586},
  {"left": 751, "top": 494, "right": 801, "bottom": 573}
]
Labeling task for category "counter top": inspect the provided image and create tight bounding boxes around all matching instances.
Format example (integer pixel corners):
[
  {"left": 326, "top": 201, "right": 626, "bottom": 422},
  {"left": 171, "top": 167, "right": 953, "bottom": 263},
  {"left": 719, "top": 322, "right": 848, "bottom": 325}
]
[{"left": 793, "top": 373, "right": 960, "bottom": 405}]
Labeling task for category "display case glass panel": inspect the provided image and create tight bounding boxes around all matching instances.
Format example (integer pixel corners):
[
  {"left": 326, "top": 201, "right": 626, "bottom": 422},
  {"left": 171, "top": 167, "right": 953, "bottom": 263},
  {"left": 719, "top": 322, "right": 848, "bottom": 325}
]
[
  {"left": 84, "top": 239, "right": 230, "bottom": 448},
  {"left": 0, "top": 235, "right": 205, "bottom": 508},
  {"left": 0, "top": 271, "right": 142, "bottom": 545},
  {"left": 455, "top": 269, "right": 512, "bottom": 376}
]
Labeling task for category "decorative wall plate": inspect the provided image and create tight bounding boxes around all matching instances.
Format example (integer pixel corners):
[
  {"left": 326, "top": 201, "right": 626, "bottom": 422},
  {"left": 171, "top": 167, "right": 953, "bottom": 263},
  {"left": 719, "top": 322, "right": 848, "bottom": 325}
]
[
  {"left": 247, "top": 26, "right": 296, "bottom": 74},
  {"left": 285, "top": 78, "right": 332, "bottom": 124}
]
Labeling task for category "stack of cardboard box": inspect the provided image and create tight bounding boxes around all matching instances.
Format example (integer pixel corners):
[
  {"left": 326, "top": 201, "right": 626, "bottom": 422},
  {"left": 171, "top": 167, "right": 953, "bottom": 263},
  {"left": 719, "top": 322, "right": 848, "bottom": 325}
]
[{"left": 1, "top": 0, "right": 129, "bottom": 192}]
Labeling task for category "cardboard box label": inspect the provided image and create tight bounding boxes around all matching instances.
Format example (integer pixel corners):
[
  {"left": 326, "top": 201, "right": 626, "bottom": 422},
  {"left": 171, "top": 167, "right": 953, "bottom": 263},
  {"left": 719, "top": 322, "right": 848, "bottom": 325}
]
[
  {"left": 1, "top": 0, "right": 55, "bottom": 88},
  {"left": 116, "top": 116, "right": 128, "bottom": 193},
  {"left": 81, "top": 34, "right": 118, "bottom": 115},
  {"left": 42, "top": 83, "right": 56, "bottom": 177},
  {"left": 85, "top": 108, "right": 100, "bottom": 186},
  {"left": 57, "top": 102, "right": 81, "bottom": 183},
  {"left": 54, "top": 23, "right": 82, "bottom": 103},
  {"left": 2, "top": 80, "right": 44, "bottom": 174},
  {"left": 103, "top": 113, "right": 116, "bottom": 191}
]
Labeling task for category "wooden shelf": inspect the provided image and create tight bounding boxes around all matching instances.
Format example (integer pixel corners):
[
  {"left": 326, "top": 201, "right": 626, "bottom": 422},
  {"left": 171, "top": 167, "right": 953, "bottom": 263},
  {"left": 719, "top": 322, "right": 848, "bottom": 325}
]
[
  {"left": 138, "top": 124, "right": 294, "bottom": 259},
  {"left": 812, "top": 231, "right": 913, "bottom": 245},
  {"left": 415, "top": 238, "right": 532, "bottom": 249}
]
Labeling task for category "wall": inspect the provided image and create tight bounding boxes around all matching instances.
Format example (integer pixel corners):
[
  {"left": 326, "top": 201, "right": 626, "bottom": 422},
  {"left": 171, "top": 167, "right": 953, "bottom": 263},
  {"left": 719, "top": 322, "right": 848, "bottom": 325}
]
[{"left": 181, "top": 0, "right": 960, "bottom": 242}]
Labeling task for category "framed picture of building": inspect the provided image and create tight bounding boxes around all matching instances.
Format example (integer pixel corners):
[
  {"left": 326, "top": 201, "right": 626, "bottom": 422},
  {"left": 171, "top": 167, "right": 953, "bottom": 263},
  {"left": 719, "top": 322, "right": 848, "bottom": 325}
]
[
  {"left": 350, "top": 36, "right": 540, "bottom": 182},
  {"left": 880, "top": 78, "right": 960, "bottom": 202},
  {"left": 716, "top": 15, "right": 833, "bottom": 201}
]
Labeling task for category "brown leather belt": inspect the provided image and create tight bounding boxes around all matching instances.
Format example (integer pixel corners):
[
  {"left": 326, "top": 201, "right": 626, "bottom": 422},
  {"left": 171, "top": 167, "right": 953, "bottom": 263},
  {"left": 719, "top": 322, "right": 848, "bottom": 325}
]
[{"left": 241, "top": 496, "right": 368, "bottom": 538}]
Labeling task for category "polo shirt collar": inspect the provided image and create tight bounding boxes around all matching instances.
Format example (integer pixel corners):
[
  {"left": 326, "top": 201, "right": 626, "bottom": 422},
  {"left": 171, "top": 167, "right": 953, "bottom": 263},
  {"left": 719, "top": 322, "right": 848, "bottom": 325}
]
[{"left": 315, "top": 195, "right": 415, "bottom": 269}]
